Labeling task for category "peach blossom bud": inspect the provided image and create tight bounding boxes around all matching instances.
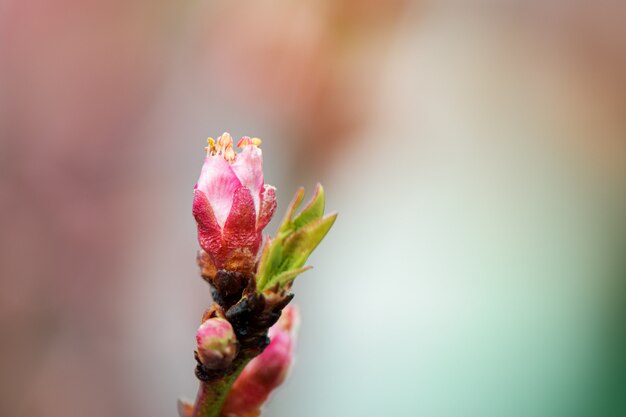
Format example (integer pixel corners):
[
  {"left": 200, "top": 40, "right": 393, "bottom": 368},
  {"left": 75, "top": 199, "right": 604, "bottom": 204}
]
[
  {"left": 196, "top": 318, "right": 237, "bottom": 370},
  {"left": 193, "top": 132, "right": 277, "bottom": 272}
]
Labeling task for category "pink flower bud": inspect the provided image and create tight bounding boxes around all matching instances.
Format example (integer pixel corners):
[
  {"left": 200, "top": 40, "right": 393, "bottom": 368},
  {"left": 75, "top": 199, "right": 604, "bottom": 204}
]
[
  {"left": 193, "top": 133, "right": 277, "bottom": 272},
  {"left": 196, "top": 318, "right": 237, "bottom": 370},
  {"left": 221, "top": 306, "right": 300, "bottom": 416}
]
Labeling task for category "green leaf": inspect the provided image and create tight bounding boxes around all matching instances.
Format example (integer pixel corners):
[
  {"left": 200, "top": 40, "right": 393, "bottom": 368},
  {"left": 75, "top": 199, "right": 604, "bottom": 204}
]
[
  {"left": 256, "top": 185, "right": 336, "bottom": 293},
  {"left": 281, "top": 213, "right": 337, "bottom": 270},
  {"left": 277, "top": 187, "right": 304, "bottom": 237},
  {"left": 265, "top": 266, "right": 313, "bottom": 289},
  {"left": 255, "top": 239, "right": 272, "bottom": 290},
  {"left": 292, "top": 183, "right": 325, "bottom": 230},
  {"left": 256, "top": 238, "right": 284, "bottom": 291}
]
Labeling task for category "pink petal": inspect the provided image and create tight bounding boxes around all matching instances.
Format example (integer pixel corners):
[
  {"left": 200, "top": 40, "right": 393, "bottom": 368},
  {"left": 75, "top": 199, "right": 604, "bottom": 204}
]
[
  {"left": 192, "top": 189, "right": 223, "bottom": 259},
  {"left": 222, "top": 185, "right": 262, "bottom": 256},
  {"left": 196, "top": 155, "right": 242, "bottom": 227},
  {"left": 221, "top": 313, "right": 296, "bottom": 416},
  {"left": 230, "top": 145, "right": 264, "bottom": 215},
  {"left": 256, "top": 184, "right": 277, "bottom": 232}
]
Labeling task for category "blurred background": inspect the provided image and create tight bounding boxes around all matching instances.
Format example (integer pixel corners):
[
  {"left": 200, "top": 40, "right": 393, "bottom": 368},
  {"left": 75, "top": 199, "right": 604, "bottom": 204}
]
[{"left": 1, "top": 1, "right": 626, "bottom": 417}]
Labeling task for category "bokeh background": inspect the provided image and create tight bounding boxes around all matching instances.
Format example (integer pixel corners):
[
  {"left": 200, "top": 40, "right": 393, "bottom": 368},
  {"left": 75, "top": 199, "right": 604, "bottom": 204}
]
[{"left": 1, "top": 1, "right": 626, "bottom": 417}]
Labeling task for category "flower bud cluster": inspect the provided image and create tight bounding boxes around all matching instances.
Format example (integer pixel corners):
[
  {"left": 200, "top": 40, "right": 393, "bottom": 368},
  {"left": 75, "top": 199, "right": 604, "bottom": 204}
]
[{"left": 183, "top": 134, "right": 335, "bottom": 417}]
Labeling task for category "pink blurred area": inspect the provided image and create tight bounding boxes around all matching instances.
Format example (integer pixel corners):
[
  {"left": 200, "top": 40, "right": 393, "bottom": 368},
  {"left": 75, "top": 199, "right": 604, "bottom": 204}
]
[
  {"left": 0, "top": 1, "right": 406, "bottom": 415},
  {"left": 1, "top": 1, "right": 625, "bottom": 417}
]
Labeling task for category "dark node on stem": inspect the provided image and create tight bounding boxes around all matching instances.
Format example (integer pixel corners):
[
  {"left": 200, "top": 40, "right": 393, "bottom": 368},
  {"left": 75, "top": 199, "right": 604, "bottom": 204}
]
[
  {"left": 226, "top": 292, "right": 266, "bottom": 347},
  {"left": 194, "top": 351, "right": 230, "bottom": 381},
  {"left": 225, "top": 290, "right": 294, "bottom": 353},
  {"left": 195, "top": 363, "right": 229, "bottom": 381},
  {"left": 209, "top": 269, "right": 251, "bottom": 310}
]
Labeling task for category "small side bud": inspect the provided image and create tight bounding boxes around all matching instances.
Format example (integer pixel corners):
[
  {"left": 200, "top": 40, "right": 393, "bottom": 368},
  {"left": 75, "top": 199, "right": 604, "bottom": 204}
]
[{"left": 196, "top": 318, "right": 237, "bottom": 370}]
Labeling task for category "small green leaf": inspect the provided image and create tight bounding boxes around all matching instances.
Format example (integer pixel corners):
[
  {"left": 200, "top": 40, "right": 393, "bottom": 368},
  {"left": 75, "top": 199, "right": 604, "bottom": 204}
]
[
  {"left": 281, "top": 213, "right": 337, "bottom": 270},
  {"left": 277, "top": 187, "right": 305, "bottom": 237},
  {"left": 256, "top": 238, "right": 284, "bottom": 291},
  {"left": 255, "top": 238, "right": 272, "bottom": 290},
  {"left": 265, "top": 266, "right": 313, "bottom": 289},
  {"left": 292, "top": 183, "right": 325, "bottom": 230}
]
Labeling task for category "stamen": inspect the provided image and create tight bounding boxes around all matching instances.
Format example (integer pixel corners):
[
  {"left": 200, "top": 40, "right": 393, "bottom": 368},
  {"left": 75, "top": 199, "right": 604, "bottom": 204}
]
[
  {"left": 205, "top": 137, "right": 216, "bottom": 155},
  {"left": 237, "top": 136, "right": 251, "bottom": 148},
  {"left": 219, "top": 132, "right": 233, "bottom": 150},
  {"left": 237, "top": 136, "right": 262, "bottom": 148},
  {"left": 224, "top": 144, "right": 236, "bottom": 162},
  {"left": 206, "top": 132, "right": 255, "bottom": 163}
]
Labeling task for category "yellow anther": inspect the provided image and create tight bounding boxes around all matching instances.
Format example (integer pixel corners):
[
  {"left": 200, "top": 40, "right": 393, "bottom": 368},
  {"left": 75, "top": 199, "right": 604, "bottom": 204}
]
[
  {"left": 250, "top": 137, "right": 262, "bottom": 147},
  {"left": 205, "top": 137, "right": 216, "bottom": 155}
]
